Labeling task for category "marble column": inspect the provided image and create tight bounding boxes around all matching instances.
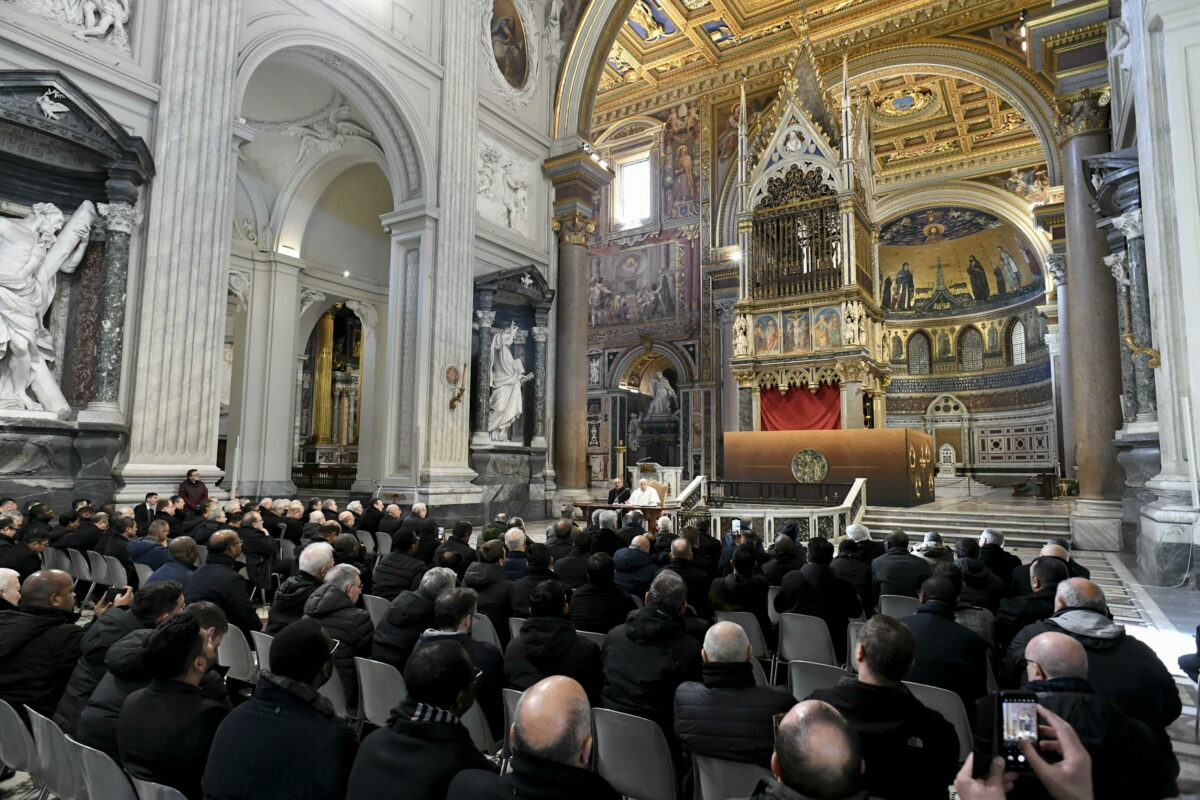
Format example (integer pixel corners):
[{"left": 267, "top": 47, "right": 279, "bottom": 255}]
[
  {"left": 550, "top": 212, "right": 594, "bottom": 494},
  {"left": 311, "top": 309, "right": 335, "bottom": 445},
  {"left": 116, "top": 0, "right": 242, "bottom": 501},
  {"left": 81, "top": 202, "right": 141, "bottom": 420},
  {"left": 531, "top": 324, "right": 549, "bottom": 447},
  {"left": 1045, "top": 253, "right": 1074, "bottom": 476},
  {"left": 472, "top": 309, "right": 497, "bottom": 443},
  {"left": 1058, "top": 88, "right": 1124, "bottom": 549}
]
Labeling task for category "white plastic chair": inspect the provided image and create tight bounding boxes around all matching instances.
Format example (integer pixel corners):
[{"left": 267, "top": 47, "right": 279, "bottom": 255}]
[
  {"left": 767, "top": 585, "right": 781, "bottom": 625},
  {"left": 787, "top": 660, "right": 848, "bottom": 702},
  {"left": 692, "top": 753, "right": 772, "bottom": 800},
  {"left": 319, "top": 666, "right": 350, "bottom": 719},
  {"left": 216, "top": 624, "right": 258, "bottom": 683},
  {"left": 462, "top": 701, "right": 499, "bottom": 754},
  {"left": 77, "top": 738, "right": 137, "bottom": 800},
  {"left": 577, "top": 629, "right": 607, "bottom": 649},
  {"left": 0, "top": 698, "right": 39, "bottom": 783},
  {"left": 879, "top": 594, "right": 919, "bottom": 618},
  {"left": 131, "top": 777, "right": 189, "bottom": 800},
  {"left": 249, "top": 630, "right": 274, "bottom": 673},
  {"left": 27, "top": 706, "right": 81, "bottom": 800},
  {"left": 363, "top": 594, "right": 389, "bottom": 628},
  {"left": 904, "top": 680, "right": 973, "bottom": 762},
  {"left": 355, "top": 657, "right": 407, "bottom": 728},
  {"left": 593, "top": 708, "right": 677, "bottom": 800},
  {"left": 356, "top": 531, "right": 376, "bottom": 553},
  {"left": 508, "top": 617, "right": 527, "bottom": 639},
  {"left": 375, "top": 531, "right": 393, "bottom": 557},
  {"left": 500, "top": 688, "right": 522, "bottom": 771},
  {"left": 776, "top": 613, "right": 837, "bottom": 671},
  {"left": 104, "top": 555, "right": 128, "bottom": 588},
  {"left": 471, "top": 613, "right": 502, "bottom": 650},
  {"left": 133, "top": 563, "right": 154, "bottom": 585}
]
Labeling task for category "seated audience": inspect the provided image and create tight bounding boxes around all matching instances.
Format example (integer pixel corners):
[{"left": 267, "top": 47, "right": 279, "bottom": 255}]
[
  {"left": 954, "top": 540, "right": 1006, "bottom": 614},
  {"left": 184, "top": 530, "right": 262, "bottom": 636},
  {"left": 511, "top": 542, "right": 559, "bottom": 617},
  {"left": 303, "top": 563, "right": 374, "bottom": 709},
  {"left": 505, "top": 579, "right": 603, "bottom": 703},
  {"left": 118, "top": 614, "right": 228, "bottom": 800},
  {"left": 614, "top": 534, "right": 659, "bottom": 597},
  {"left": 994, "top": 555, "right": 1068, "bottom": 650},
  {"left": 376, "top": 504, "right": 403, "bottom": 537},
  {"left": 480, "top": 512, "right": 508, "bottom": 543},
  {"left": 146, "top": 536, "right": 200, "bottom": 589},
  {"left": 412, "top": 518, "right": 441, "bottom": 565},
  {"left": 775, "top": 536, "right": 862, "bottom": 664},
  {"left": 674, "top": 621, "right": 794, "bottom": 768},
  {"left": 659, "top": 537, "right": 713, "bottom": 619},
  {"left": 189, "top": 504, "right": 227, "bottom": 546},
  {"left": 845, "top": 523, "right": 884, "bottom": 564},
  {"left": 551, "top": 531, "right": 593, "bottom": 588},
  {"left": 464, "top": 540, "right": 515, "bottom": 644},
  {"left": 571, "top": 552, "right": 637, "bottom": 634},
  {"left": 347, "top": 640, "right": 496, "bottom": 799},
  {"left": 267, "top": 541, "right": 333, "bottom": 634},
  {"left": 372, "top": 528, "right": 429, "bottom": 601},
  {"left": 808, "top": 614, "right": 958, "bottom": 799},
  {"left": 1047, "top": 536, "right": 1090, "bottom": 580},
  {"left": 830, "top": 538, "right": 874, "bottom": 610},
  {"left": 915, "top": 531, "right": 954, "bottom": 566},
  {"left": 0, "top": 567, "right": 17, "bottom": 612},
  {"left": 372, "top": 566, "right": 457, "bottom": 670},
  {"left": 447, "top": 676, "right": 618, "bottom": 800},
  {"left": 333, "top": 533, "right": 376, "bottom": 594},
  {"left": 129, "top": 519, "right": 172, "bottom": 570},
  {"left": 602, "top": 570, "right": 702, "bottom": 735},
  {"left": 977, "top": 529, "right": 1021, "bottom": 588},
  {"left": 870, "top": 531, "right": 930, "bottom": 600},
  {"left": 1008, "top": 543, "right": 1072, "bottom": 598},
  {"left": 761, "top": 534, "right": 805, "bottom": 587},
  {"left": 504, "top": 527, "right": 531, "bottom": 580},
  {"left": 742, "top": 700, "right": 864, "bottom": 800},
  {"left": 617, "top": 509, "right": 644, "bottom": 546},
  {"left": 899, "top": 574, "right": 988, "bottom": 711},
  {"left": 710, "top": 545, "right": 772, "bottom": 644},
  {"left": 0, "top": 528, "right": 48, "bottom": 582},
  {"left": 202, "top": 618, "right": 357, "bottom": 800},
  {"left": 590, "top": 509, "right": 624, "bottom": 557},
  {"left": 434, "top": 520, "right": 478, "bottom": 573}
]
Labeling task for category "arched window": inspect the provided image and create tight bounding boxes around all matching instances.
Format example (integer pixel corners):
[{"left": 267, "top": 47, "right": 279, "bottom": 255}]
[
  {"left": 907, "top": 332, "right": 931, "bottom": 375},
  {"left": 1009, "top": 320, "right": 1027, "bottom": 366},
  {"left": 959, "top": 328, "right": 984, "bottom": 372}
]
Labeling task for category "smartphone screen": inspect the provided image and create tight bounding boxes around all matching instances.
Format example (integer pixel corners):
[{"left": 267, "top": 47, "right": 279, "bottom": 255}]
[
  {"left": 103, "top": 587, "right": 121, "bottom": 604},
  {"left": 731, "top": 519, "right": 741, "bottom": 533},
  {"left": 998, "top": 693, "right": 1038, "bottom": 771}
]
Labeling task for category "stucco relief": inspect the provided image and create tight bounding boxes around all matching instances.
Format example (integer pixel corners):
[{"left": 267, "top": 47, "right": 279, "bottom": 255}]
[{"left": 476, "top": 133, "right": 534, "bottom": 237}]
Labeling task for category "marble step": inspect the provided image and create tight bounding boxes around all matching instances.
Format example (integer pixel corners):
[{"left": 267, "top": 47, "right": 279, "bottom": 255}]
[{"left": 861, "top": 508, "right": 1071, "bottom": 545}]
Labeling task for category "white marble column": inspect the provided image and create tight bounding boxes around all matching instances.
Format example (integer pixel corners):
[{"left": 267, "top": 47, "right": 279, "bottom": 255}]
[{"left": 116, "top": 0, "right": 242, "bottom": 501}]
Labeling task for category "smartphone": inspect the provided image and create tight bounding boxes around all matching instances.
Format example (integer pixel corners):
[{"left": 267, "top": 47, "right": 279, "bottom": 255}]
[
  {"left": 731, "top": 519, "right": 741, "bottom": 533},
  {"left": 996, "top": 691, "right": 1039, "bottom": 772},
  {"left": 438, "top": 526, "right": 445, "bottom": 540},
  {"left": 103, "top": 586, "right": 122, "bottom": 604}
]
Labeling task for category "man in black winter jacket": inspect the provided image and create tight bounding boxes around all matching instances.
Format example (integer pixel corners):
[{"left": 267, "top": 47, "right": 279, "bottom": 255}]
[
  {"left": 775, "top": 537, "right": 862, "bottom": 664},
  {"left": 447, "top": 676, "right": 619, "bottom": 800},
  {"left": 433, "top": 520, "right": 478, "bottom": 574},
  {"left": 614, "top": 535, "right": 659, "bottom": 597},
  {"left": 372, "top": 529, "right": 429, "bottom": 601},
  {"left": 761, "top": 535, "right": 806, "bottom": 587},
  {"left": 994, "top": 555, "right": 1068, "bottom": 650},
  {"left": 616, "top": 509, "right": 645, "bottom": 547},
  {"left": 674, "top": 621, "right": 794, "bottom": 768},
  {"left": 184, "top": 531, "right": 262, "bottom": 637},
  {"left": 0, "top": 528, "right": 48, "bottom": 582},
  {"left": 659, "top": 538, "right": 714, "bottom": 620},
  {"left": 830, "top": 539, "right": 874, "bottom": 610},
  {"left": 505, "top": 580, "right": 603, "bottom": 703},
  {"left": 511, "top": 543, "right": 560, "bottom": 617},
  {"left": 266, "top": 541, "right": 333, "bottom": 634},
  {"left": 870, "top": 532, "right": 930, "bottom": 600},
  {"left": 545, "top": 518, "right": 576, "bottom": 562},
  {"left": 203, "top": 618, "right": 356, "bottom": 800},
  {"left": 303, "top": 564, "right": 374, "bottom": 709},
  {"left": 552, "top": 531, "right": 593, "bottom": 588},
  {"left": 372, "top": 566, "right": 457, "bottom": 670},
  {"left": 977, "top": 528, "right": 1021, "bottom": 587},
  {"left": 601, "top": 570, "right": 702, "bottom": 735},
  {"left": 463, "top": 540, "right": 515, "bottom": 646},
  {"left": 571, "top": 553, "right": 637, "bottom": 634},
  {"left": 898, "top": 574, "right": 988, "bottom": 712}
]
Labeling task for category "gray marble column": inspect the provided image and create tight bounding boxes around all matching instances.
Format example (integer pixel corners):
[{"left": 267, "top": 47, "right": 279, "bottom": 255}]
[
  {"left": 116, "top": 0, "right": 242, "bottom": 500},
  {"left": 472, "top": 310, "right": 497, "bottom": 442},
  {"left": 551, "top": 213, "right": 594, "bottom": 492},
  {"left": 531, "top": 325, "right": 549, "bottom": 446},
  {"left": 87, "top": 202, "right": 141, "bottom": 411}
]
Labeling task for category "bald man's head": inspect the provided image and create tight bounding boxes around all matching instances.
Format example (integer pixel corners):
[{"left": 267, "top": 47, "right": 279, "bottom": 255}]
[
  {"left": 773, "top": 700, "right": 861, "bottom": 799},
  {"left": 632, "top": 535, "right": 650, "bottom": 553},
  {"left": 703, "top": 620, "right": 751, "bottom": 663},
  {"left": 512, "top": 676, "right": 592, "bottom": 768},
  {"left": 1055, "top": 577, "right": 1107, "bottom": 613},
  {"left": 1026, "top": 631, "right": 1088, "bottom": 681},
  {"left": 671, "top": 538, "right": 692, "bottom": 559},
  {"left": 168, "top": 536, "right": 198, "bottom": 564},
  {"left": 1041, "top": 543, "right": 1069, "bottom": 562},
  {"left": 20, "top": 569, "right": 75, "bottom": 610}
]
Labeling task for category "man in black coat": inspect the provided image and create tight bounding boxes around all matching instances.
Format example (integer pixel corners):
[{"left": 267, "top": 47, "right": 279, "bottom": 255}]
[
  {"left": 57, "top": 510, "right": 103, "bottom": 552},
  {"left": 607, "top": 477, "right": 631, "bottom": 506},
  {"left": 601, "top": 570, "right": 702, "bottom": 736},
  {"left": 977, "top": 528, "right": 1021, "bottom": 588},
  {"left": 463, "top": 540, "right": 515, "bottom": 645},
  {"left": 447, "top": 676, "right": 619, "bottom": 800},
  {"left": 119, "top": 614, "right": 228, "bottom": 800},
  {"left": 614, "top": 535, "right": 659, "bottom": 597},
  {"left": 0, "top": 528, "right": 48, "bottom": 582},
  {"left": 372, "top": 566, "right": 458, "bottom": 670},
  {"left": 0, "top": 570, "right": 91, "bottom": 720},
  {"left": 237, "top": 511, "right": 278, "bottom": 596},
  {"left": 807, "top": 614, "right": 958, "bottom": 800},
  {"left": 589, "top": 509, "right": 625, "bottom": 557},
  {"left": 511, "top": 542, "right": 560, "bottom": 617},
  {"left": 505, "top": 580, "right": 603, "bottom": 703},
  {"left": 358, "top": 498, "right": 384, "bottom": 534},
  {"left": 994, "top": 555, "right": 1068, "bottom": 651},
  {"left": 845, "top": 523, "right": 884, "bottom": 564},
  {"left": 571, "top": 553, "right": 637, "bottom": 634},
  {"left": 898, "top": 574, "right": 988, "bottom": 712},
  {"left": 183, "top": 530, "right": 262, "bottom": 637},
  {"left": 741, "top": 701, "right": 865, "bottom": 800},
  {"left": 266, "top": 541, "right": 333, "bottom": 634},
  {"left": 412, "top": 518, "right": 442, "bottom": 565},
  {"left": 376, "top": 504, "right": 404, "bottom": 536},
  {"left": 761, "top": 535, "right": 805, "bottom": 587},
  {"left": 954, "top": 540, "right": 1006, "bottom": 614},
  {"left": 55, "top": 581, "right": 184, "bottom": 734},
  {"left": 303, "top": 563, "right": 374, "bottom": 710},
  {"left": 135, "top": 492, "right": 158, "bottom": 534},
  {"left": 434, "top": 520, "right": 478, "bottom": 573},
  {"left": 1008, "top": 542, "right": 1086, "bottom": 597},
  {"left": 775, "top": 537, "right": 862, "bottom": 664},
  {"left": 673, "top": 621, "right": 794, "bottom": 768},
  {"left": 551, "top": 531, "right": 592, "bottom": 588},
  {"left": 659, "top": 538, "right": 713, "bottom": 620},
  {"left": 870, "top": 531, "right": 930, "bottom": 600},
  {"left": 347, "top": 640, "right": 497, "bottom": 800},
  {"left": 545, "top": 518, "right": 576, "bottom": 562},
  {"left": 372, "top": 529, "right": 429, "bottom": 601},
  {"left": 202, "top": 618, "right": 357, "bottom": 800},
  {"left": 616, "top": 509, "right": 645, "bottom": 547},
  {"left": 830, "top": 538, "right": 874, "bottom": 611}
]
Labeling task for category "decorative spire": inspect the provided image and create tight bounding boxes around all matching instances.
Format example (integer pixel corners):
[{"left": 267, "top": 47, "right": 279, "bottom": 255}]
[{"left": 738, "top": 80, "right": 748, "bottom": 206}]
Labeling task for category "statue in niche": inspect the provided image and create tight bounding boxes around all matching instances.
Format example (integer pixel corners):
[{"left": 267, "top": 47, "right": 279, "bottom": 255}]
[
  {"left": 647, "top": 371, "right": 676, "bottom": 417},
  {"left": 0, "top": 201, "right": 96, "bottom": 415},
  {"left": 733, "top": 314, "right": 751, "bottom": 357},
  {"left": 627, "top": 413, "right": 642, "bottom": 451},
  {"left": 486, "top": 322, "right": 532, "bottom": 440}
]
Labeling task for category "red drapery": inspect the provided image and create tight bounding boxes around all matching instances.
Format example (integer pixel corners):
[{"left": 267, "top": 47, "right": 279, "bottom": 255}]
[{"left": 760, "top": 383, "right": 841, "bottom": 431}]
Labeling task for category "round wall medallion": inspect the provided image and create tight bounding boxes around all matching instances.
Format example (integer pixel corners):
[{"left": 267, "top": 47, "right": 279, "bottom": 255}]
[{"left": 790, "top": 449, "right": 829, "bottom": 483}]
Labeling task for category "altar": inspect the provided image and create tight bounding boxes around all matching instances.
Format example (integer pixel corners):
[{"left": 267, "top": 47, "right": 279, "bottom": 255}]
[{"left": 723, "top": 428, "right": 935, "bottom": 507}]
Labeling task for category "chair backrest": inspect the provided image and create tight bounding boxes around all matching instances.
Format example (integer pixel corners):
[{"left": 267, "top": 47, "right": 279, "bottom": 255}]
[
  {"left": 576, "top": 629, "right": 608, "bottom": 649},
  {"left": 767, "top": 585, "right": 781, "bottom": 625},
  {"left": 131, "top": 777, "right": 189, "bottom": 800},
  {"left": 904, "top": 680, "right": 973, "bottom": 762},
  {"left": 0, "top": 697, "right": 36, "bottom": 773},
  {"left": 319, "top": 666, "right": 349, "bottom": 718},
  {"left": 631, "top": 594, "right": 644, "bottom": 609},
  {"left": 846, "top": 621, "right": 865, "bottom": 673},
  {"left": 355, "top": 657, "right": 407, "bottom": 728},
  {"left": 648, "top": 480, "right": 668, "bottom": 507},
  {"left": 280, "top": 538, "right": 297, "bottom": 562},
  {"left": 509, "top": 617, "right": 528, "bottom": 639},
  {"left": 133, "top": 563, "right": 154, "bottom": 585},
  {"left": 593, "top": 708, "right": 677, "bottom": 800},
  {"left": 88, "top": 551, "right": 109, "bottom": 585},
  {"left": 44, "top": 546, "right": 70, "bottom": 574},
  {"left": 363, "top": 594, "right": 390, "bottom": 628},
  {"left": 375, "top": 531, "right": 392, "bottom": 556},
  {"left": 77, "top": 738, "right": 137, "bottom": 800},
  {"left": 714, "top": 611, "right": 769, "bottom": 659},
  {"left": 355, "top": 531, "right": 376, "bottom": 553},
  {"left": 195, "top": 546, "right": 208, "bottom": 566},
  {"left": 68, "top": 549, "right": 91, "bottom": 581},
  {"left": 786, "top": 660, "right": 848, "bottom": 702},
  {"left": 879, "top": 594, "right": 919, "bottom": 618},
  {"left": 27, "top": 706, "right": 79, "bottom": 800},
  {"left": 216, "top": 624, "right": 258, "bottom": 683},
  {"left": 249, "top": 630, "right": 274, "bottom": 673},
  {"left": 501, "top": 688, "right": 522, "bottom": 764},
  {"left": 104, "top": 556, "right": 127, "bottom": 588},
  {"left": 749, "top": 657, "right": 768, "bottom": 687},
  {"left": 471, "top": 613, "right": 502, "bottom": 649},
  {"left": 777, "top": 613, "right": 837, "bottom": 666},
  {"left": 462, "top": 701, "right": 498, "bottom": 754},
  {"left": 693, "top": 753, "right": 773, "bottom": 800}
]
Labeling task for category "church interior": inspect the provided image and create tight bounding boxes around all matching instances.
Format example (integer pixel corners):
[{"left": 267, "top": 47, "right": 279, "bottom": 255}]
[{"left": 2, "top": 0, "right": 1200, "bottom": 797}]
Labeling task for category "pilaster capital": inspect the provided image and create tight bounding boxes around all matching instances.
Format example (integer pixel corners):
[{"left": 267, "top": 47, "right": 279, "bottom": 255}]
[
  {"left": 299, "top": 288, "right": 327, "bottom": 316},
  {"left": 1103, "top": 252, "right": 1130, "bottom": 286},
  {"left": 345, "top": 299, "right": 378, "bottom": 336},
  {"left": 1045, "top": 253, "right": 1067, "bottom": 285},
  {"left": 1114, "top": 209, "right": 1142, "bottom": 239},
  {"left": 97, "top": 202, "right": 142, "bottom": 234},
  {"left": 530, "top": 326, "right": 549, "bottom": 342},
  {"left": 1054, "top": 86, "right": 1111, "bottom": 142},
  {"left": 835, "top": 359, "right": 867, "bottom": 384},
  {"left": 552, "top": 211, "right": 596, "bottom": 246},
  {"left": 227, "top": 268, "right": 250, "bottom": 312},
  {"left": 475, "top": 309, "right": 497, "bottom": 329},
  {"left": 713, "top": 298, "right": 737, "bottom": 319},
  {"left": 733, "top": 368, "right": 757, "bottom": 388}
]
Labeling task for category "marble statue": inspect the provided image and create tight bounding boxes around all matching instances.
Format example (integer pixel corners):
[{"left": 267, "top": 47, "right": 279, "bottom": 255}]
[
  {"left": 486, "top": 322, "right": 532, "bottom": 440},
  {"left": 0, "top": 201, "right": 97, "bottom": 414},
  {"left": 647, "top": 371, "right": 676, "bottom": 416},
  {"left": 627, "top": 413, "right": 642, "bottom": 450},
  {"left": 733, "top": 314, "right": 751, "bottom": 357},
  {"left": 73, "top": 0, "right": 132, "bottom": 47}
]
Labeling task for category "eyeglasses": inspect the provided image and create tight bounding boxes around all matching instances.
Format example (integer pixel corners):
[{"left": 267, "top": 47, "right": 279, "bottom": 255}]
[{"left": 330, "top": 639, "right": 340, "bottom": 655}]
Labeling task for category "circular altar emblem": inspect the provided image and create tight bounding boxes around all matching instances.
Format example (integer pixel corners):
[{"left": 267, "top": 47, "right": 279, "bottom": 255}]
[{"left": 790, "top": 449, "right": 829, "bottom": 484}]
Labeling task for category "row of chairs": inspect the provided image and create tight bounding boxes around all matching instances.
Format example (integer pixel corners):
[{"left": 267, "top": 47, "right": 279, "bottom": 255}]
[
  {"left": 41, "top": 547, "right": 132, "bottom": 606},
  {"left": 0, "top": 697, "right": 187, "bottom": 800}
]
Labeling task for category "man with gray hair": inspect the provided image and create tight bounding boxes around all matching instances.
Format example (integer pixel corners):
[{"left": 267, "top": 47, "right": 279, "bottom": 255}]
[
  {"left": 674, "top": 620, "right": 793, "bottom": 767},
  {"left": 601, "top": 570, "right": 702, "bottom": 737},
  {"left": 372, "top": 566, "right": 457, "bottom": 671},
  {"left": 616, "top": 509, "right": 644, "bottom": 547},
  {"left": 0, "top": 567, "right": 19, "bottom": 611},
  {"left": 266, "top": 540, "right": 334, "bottom": 634},
  {"left": 503, "top": 527, "right": 530, "bottom": 580},
  {"left": 590, "top": 508, "right": 623, "bottom": 556},
  {"left": 304, "top": 563, "right": 373, "bottom": 707},
  {"left": 377, "top": 503, "right": 404, "bottom": 536},
  {"left": 446, "top": 676, "right": 618, "bottom": 800},
  {"left": 977, "top": 527, "right": 1020, "bottom": 587},
  {"left": 844, "top": 522, "right": 883, "bottom": 563}
]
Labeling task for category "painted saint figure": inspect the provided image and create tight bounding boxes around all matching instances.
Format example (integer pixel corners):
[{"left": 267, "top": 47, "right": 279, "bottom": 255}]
[
  {"left": 894, "top": 262, "right": 914, "bottom": 309},
  {"left": 996, "top": 246, "right": 1022, "bottom": 291},
  {"left": 486, "top": 322, "right": 532, "bottom": 440},
  {"left": 966, "top": 255, "right": 990, "bottom": 302},
  {"left": 993, "top": 264, "right": 1007, "bottom": 296}
]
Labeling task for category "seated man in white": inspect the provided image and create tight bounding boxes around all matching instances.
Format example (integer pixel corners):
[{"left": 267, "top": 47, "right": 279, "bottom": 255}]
[{"left": 626, "top": 479, "right": 661, "bottom": 507}]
